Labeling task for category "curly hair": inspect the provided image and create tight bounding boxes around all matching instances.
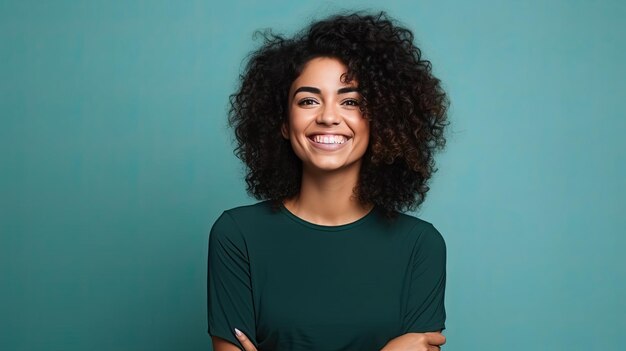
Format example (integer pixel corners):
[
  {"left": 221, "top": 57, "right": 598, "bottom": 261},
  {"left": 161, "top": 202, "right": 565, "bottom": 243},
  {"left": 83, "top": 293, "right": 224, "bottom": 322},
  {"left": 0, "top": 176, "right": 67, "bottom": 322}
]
[{"left": 228, "top": 11, "right": 449, "bottom": 219}]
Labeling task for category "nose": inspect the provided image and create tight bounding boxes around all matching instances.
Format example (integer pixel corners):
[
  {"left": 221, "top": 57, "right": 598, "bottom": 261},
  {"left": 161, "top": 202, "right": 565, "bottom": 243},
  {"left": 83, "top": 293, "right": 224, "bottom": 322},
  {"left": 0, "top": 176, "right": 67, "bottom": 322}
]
[{"left": 317, "top": 103, "right": 341, "bottom": 125}]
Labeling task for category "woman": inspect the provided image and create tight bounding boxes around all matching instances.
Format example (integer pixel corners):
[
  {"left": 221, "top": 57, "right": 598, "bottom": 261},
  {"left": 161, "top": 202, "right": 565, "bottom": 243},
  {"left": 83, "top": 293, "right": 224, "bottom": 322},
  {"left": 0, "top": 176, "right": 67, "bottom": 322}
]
[{"left": 208, "top": 11, "right": 449, "bottom": 351}]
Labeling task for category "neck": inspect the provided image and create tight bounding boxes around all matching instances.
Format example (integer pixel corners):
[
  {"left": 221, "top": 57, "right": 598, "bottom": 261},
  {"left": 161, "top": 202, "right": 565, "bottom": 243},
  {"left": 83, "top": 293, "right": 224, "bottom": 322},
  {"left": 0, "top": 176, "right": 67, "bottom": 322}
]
[{"left": 283, "top": 162, "right": 374, "bottom": 226}]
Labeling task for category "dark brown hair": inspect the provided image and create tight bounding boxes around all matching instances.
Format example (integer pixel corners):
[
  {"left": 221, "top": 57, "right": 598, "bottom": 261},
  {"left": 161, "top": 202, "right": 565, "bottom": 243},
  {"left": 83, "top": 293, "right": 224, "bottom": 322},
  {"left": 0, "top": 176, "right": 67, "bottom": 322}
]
[{"left": 228, "top": 11, "right": 449, "bottom": 219}]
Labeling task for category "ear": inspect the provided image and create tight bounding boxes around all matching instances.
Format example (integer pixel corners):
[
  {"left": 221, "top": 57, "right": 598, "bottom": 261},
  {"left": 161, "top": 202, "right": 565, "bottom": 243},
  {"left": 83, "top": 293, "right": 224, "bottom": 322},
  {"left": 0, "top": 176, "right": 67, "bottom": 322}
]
[{"left": 281, "top": 122, "right": 290, "bottom": 139}]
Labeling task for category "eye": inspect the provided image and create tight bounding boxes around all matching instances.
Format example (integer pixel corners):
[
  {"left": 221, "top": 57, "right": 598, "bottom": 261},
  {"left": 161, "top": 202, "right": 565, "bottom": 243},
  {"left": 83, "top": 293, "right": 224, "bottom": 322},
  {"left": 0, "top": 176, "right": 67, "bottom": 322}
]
[
  {"left": 342, "top": 99, "right": 360, "bottom": 107},
  {"left": 297, "top": 98, "right": 318, "bottom": 106}
]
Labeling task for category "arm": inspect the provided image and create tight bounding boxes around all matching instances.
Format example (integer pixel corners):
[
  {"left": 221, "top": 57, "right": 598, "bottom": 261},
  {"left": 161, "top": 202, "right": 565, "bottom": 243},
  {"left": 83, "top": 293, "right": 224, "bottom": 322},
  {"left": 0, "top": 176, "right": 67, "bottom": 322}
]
[
  {"left": 403, "top": 223, "right": 447, "bottom": 333},
  {"left": 382, "top": 223, "right": 448, "bottom": 351},
  {"left": 214, "top": 330, "right": 259, "bottom": 351},
  {"left": 381, "top": 331, "right": 446, "bottom": 351},
  {"left": 211, "top": 335, "right": 242, "bottom": 351},
  {"left": 224, "top": 326, "right": 445, "bottom": 351},
  {"left": 207, "top": 212, "right": 257, "bottom": 349}
]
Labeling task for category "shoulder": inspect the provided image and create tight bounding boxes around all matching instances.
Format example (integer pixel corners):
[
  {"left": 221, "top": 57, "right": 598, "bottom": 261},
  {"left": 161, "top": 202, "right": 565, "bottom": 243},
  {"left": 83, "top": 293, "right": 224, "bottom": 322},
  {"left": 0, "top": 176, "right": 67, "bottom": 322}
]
[
  {"left": 387, "top": 211, "right": 440, "bottom": 235},
  {"left": 209, "top": 200, "right": 275, "bottom": 242},
  {"left": 222, "top": 199, "right": 275, "bottom": 221},
  {"left": 393, "top": 212, "right": 446, "bottom": 253}
]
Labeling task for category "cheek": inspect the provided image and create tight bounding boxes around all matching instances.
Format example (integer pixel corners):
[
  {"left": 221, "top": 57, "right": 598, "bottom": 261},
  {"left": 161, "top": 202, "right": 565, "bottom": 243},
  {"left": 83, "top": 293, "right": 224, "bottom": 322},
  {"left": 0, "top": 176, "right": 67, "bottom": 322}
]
[
  {"left": 358, "top": 119, "right": 371, "bottom": 141},
  {"left": 359, "top": 135, "right": 370, "bottom": 154},
  {"left": 358, "top": 123, "right": 371, "bottom": 153},
  {"left": 288, "top": 137, "right": 309, "bottom": 162},
  {"left": 285, "top": 112, "right": 307, "bottom": 156},
  {"left": 287, "top": 110, "right": 312, "bottom": 135}
]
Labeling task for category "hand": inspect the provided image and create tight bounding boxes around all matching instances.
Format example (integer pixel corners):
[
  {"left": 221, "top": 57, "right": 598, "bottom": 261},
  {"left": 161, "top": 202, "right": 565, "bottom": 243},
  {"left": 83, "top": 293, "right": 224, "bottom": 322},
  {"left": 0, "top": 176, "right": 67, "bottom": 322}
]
[
  {"left": 234, "top": 328, "right": 257, "bottom": 351},
  {"left": 380, "top": 332, "right": 446, "bottom": 351}
]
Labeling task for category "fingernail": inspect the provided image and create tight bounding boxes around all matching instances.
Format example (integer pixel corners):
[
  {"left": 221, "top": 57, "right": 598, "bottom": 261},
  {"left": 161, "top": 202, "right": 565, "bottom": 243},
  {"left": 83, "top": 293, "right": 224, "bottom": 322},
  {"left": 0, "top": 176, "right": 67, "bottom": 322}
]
[{"left": 234, "top": 328, "right": 242, "bottom": 337}]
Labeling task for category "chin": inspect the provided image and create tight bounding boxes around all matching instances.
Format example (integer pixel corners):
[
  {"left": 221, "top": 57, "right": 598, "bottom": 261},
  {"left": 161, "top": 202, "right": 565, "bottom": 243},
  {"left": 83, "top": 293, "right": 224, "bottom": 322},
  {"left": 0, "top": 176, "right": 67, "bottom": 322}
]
[{"left": 305, "top": 159, "right": 359, "bottom": 172}]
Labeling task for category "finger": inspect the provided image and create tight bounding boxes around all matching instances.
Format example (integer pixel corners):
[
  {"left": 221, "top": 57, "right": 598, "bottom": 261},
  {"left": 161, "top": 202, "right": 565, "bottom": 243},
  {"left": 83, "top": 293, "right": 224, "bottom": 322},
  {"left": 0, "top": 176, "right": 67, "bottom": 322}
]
[
  {"left": 424, "top": 332, "right": 446, "bottom": 346},
  {"left": 234, "top": 328, "right": 257, "bottom": 351}
]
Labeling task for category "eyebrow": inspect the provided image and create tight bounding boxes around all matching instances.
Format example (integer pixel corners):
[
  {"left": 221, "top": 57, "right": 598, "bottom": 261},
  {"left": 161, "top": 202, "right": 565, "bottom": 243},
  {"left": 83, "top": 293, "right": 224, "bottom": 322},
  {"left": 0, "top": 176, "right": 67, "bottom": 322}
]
[{"left": 293, "top": 86, "right": 359, "bottom": 98}]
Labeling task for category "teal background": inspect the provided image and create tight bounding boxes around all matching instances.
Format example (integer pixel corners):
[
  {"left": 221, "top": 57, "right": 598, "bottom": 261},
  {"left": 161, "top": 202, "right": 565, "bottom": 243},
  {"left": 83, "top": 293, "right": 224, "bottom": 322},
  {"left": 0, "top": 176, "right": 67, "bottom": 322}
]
[{"left": 1, "top": 0, "right": 624, "bottom": 350}]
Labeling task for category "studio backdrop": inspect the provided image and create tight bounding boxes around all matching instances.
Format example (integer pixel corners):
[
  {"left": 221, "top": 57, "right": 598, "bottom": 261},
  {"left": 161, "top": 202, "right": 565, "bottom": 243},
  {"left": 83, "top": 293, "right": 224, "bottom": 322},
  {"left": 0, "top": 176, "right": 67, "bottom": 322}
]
[{"left": 1, "top": 1, "right": 624, "bottom": 350}]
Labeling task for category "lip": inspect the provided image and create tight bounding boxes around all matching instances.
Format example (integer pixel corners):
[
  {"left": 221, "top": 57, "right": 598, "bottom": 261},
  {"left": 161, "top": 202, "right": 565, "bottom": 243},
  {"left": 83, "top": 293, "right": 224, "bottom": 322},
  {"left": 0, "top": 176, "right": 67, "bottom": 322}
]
[
  {"left": 307, "top": 135, "right": 351, "bottom": 151},
  {"left": 306, "top": 132, "right": 352, "bottom": 138}
]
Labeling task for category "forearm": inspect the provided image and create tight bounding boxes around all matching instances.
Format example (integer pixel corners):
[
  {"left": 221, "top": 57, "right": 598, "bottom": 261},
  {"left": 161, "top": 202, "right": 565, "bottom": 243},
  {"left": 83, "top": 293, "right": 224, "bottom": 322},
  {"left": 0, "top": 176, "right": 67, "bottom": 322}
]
[
  {"left": 211, "top": 336, "right": 243, "bottom": 351},
  {"left": 381, "top": 331, "right": 446, "bottom": 351}
]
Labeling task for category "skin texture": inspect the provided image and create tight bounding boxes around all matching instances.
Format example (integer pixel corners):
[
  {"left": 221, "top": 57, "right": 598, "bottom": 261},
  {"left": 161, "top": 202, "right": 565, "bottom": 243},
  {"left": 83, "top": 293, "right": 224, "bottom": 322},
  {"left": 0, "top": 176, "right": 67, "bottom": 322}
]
[
  {"left": 284, "top": 57, "right": 368, "bottom": 177},
  {"left": 280, "top": 57, "right": 374, "bottom": 224},
  {"left": 210, "top": 57, "right": 447, "bottom": 351}
]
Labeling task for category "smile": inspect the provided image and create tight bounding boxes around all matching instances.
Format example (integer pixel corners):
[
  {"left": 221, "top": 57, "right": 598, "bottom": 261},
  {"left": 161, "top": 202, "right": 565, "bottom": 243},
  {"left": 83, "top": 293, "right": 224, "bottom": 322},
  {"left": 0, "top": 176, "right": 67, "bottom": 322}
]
[
  {"left": 307, "top": 134, "right": 352, "bottom": 151},
  {"left": 309, "top": 134, "right": 348, "bottom": 144}
]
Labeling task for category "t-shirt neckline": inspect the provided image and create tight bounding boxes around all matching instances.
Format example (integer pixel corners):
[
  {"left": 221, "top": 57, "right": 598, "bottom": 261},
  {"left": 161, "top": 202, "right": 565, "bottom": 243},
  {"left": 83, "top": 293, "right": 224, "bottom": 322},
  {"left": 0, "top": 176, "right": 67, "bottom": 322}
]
[{"left": 278, "top": 201, "right": 377, "bottom": 232}]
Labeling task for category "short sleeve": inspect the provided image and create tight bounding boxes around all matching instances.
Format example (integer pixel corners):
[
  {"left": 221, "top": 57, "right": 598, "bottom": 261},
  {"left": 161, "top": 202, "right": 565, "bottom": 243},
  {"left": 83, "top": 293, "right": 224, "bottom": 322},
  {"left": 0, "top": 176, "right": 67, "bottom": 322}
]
[
  {"left": 207, "top": 211, "right": 257, "bottom": 349},
  {"left": 403, "top": 223, "right": 447, "bottom": 333}
]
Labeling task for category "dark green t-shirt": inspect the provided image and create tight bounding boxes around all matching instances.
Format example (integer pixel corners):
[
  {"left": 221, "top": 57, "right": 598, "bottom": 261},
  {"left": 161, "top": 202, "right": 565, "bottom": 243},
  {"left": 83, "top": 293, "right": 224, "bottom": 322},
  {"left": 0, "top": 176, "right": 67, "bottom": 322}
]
[{"left": 207, "top": 200, "right": 446, "bottom": 351}]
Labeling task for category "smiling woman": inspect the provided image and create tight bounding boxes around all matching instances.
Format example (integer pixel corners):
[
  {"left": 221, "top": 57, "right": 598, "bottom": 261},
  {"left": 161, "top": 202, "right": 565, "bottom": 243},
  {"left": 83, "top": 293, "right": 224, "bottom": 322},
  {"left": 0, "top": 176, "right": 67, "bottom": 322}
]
[
  {"left": 282, "top": 57, "right": 370, "bottom": 174},
  {"left": 208, "top": 11, "right": 450, "bottom": 351}
]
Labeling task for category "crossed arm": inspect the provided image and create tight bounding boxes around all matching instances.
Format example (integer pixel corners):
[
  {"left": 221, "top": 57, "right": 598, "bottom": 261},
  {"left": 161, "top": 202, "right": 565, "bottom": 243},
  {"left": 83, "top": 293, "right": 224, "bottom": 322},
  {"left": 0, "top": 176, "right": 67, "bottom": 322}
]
[
  {"left": 209, "top": 217, "right": 447, "bottom": 351},
  {"left": 211, "top": 330, "right": 446, "bottom": 351}
]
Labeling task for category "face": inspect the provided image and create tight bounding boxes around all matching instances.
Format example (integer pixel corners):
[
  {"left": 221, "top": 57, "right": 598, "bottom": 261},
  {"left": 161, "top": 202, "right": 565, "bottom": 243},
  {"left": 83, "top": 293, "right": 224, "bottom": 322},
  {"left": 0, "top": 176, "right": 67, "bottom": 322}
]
[{"left": 282, "top": 57, "right": 370, "bottom": 174}]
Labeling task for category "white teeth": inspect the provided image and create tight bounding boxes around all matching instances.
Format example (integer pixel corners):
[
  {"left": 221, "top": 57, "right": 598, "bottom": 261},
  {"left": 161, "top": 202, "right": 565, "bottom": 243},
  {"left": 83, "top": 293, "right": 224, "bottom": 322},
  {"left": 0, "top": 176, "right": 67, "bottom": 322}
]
[{"left": 312, "top": 135, "right": 347, "bottom": 144}]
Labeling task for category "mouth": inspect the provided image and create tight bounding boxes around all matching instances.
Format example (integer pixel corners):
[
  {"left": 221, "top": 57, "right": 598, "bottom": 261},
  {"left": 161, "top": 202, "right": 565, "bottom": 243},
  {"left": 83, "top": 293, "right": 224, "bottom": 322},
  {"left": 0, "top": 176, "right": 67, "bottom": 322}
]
[{"left": 306, "top": 134, "right": 352, "bottom": 145}]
